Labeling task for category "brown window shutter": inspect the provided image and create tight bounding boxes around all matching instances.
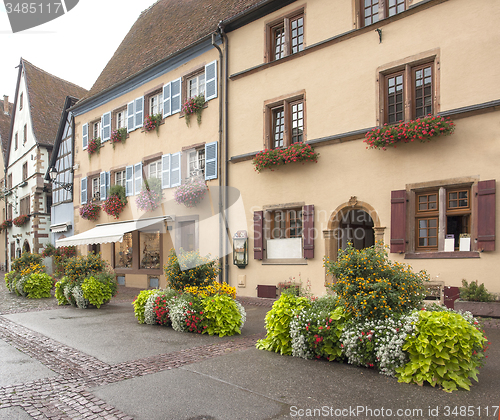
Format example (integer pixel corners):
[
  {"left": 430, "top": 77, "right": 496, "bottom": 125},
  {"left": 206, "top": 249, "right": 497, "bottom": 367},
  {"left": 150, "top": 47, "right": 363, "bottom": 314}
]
[
  {"left": 477, "top": 179, "right": 496, "bottom": 251},
  {"left": 390, "top": 190, "right": 406, "bottom": 253},
  {"left": 303, "top": 204, "right": 314, "bottom": 259},
  {"left": 253, "top": 211, "right": 264, "bottom": 260}
]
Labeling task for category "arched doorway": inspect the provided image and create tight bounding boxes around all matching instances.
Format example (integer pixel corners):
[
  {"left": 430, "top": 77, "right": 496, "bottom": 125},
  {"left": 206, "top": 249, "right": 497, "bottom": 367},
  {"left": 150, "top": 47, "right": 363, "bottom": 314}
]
[
  {"left": 338, "top": 209, "right": 374, "bottom": 251},
  {"left": 23, "top": 240, "right": 31, "bottom": 254}
]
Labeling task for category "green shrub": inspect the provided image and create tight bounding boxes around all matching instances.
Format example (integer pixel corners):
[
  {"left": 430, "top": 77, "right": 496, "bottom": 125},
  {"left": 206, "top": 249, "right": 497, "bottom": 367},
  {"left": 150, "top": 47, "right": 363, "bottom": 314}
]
[
  {"left": 12, "top": 252, "right": 43, "bottom": 273},
  {"left": 133, "top": 289, "right": 160, "bottom": 324},
  {"left": 63, "top": 253, "right": 106, "bottom": 282},
  {"left": 396, "top": 310, "right": 487, "bottom": 392},
  {"left": 23, "top": 273, "right": 53, "bottom": 299},
  {"left": 202, "top": 294, "right": 241, "bottom": 337},
  {"left": 81, "top": 276, "right": 113, "bottom": 308},
  {"left": 325, "top": 243, "right": 428, "bottom": 319},
  {"left": 164, "top": 248, "right": 219, "bottom": 291},
  {"left": 55, "top": 277, "right": 70, "bottom": 305},
  {"left": 257, "top": 292, "right": 311, "bottom": 355},
  {"left": 460, "top": 279, "right": 494, "bottom": 302},
  {"left": 92, "top": 271, "right": 118, "bottom": 298},
  {"left": 5, "top": 271, "right": 20, "bottom": 292}
]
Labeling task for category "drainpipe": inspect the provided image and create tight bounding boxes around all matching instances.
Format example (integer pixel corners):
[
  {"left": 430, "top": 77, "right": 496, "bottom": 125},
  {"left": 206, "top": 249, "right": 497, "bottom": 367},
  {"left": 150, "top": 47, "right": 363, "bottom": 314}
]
[{"left": 211, "top": 31, "right": 225, "bottom": 283}]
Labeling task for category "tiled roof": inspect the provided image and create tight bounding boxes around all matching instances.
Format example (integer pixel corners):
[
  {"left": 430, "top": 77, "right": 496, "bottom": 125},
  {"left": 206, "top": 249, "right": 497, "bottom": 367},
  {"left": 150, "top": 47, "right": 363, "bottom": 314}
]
[
  {"left": 0, "top": 99, "right": 13, "bottom": 161},
  {"left": 83, "top": 0, "right": 266, "bottom": 101},
  {"left": 23, "top": 59, "right": 87, "bottom": 146}
]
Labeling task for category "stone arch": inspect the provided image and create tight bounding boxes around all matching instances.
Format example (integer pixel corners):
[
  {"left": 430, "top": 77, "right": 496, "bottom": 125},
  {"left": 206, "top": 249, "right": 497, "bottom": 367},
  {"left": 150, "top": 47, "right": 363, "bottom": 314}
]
[
  {"left": 22, "top": 240, "right": 31, "bottom": 254},
  {"left": 323, "top": 197, "right": 385, "bottom": 282}
]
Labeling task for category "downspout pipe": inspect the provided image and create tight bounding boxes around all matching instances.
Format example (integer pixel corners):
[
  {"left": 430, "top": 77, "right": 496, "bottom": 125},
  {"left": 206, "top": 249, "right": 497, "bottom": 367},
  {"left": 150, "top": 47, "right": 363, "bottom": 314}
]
[{"left": 211, "top": 32, "right": 224, "bottom": 284}]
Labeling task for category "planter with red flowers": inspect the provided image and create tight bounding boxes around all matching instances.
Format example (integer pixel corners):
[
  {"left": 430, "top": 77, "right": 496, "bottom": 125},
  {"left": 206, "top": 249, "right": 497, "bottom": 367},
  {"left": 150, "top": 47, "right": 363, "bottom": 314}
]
[
  {"left": 174, "top": 178, "right": 207, "bottom": 208},
  {"left": 252, "top": 143, "right": 319, "bottom": 173},
  {"left": 111, "top": 127, "right": 127, "bottom": 148},
  {"left": 364, "top": 115, "right": 455, "bottom": 150},
  {"left": 87, "top": 137, "right": 101, "bottom": 157},
  {"left": 136, "top": 178, "right": 163, "bottom": 212},
  {"left": 79, "top": 202, "right": 101, "bottom": 221},
  {"left": 13, "top": 214, "right": 29, "bottom": 227},
  {"left": 0, "top": 220, "right": 12, "bottom": 231},
  {"left": 144, "top": 114, "right": 163, "bottom": 135},
  {"left": 183, "top": 94, "right": 205, "bottom": 127},
  {"left": 102, "top": 185, "right": 128, "bottom": 219}
]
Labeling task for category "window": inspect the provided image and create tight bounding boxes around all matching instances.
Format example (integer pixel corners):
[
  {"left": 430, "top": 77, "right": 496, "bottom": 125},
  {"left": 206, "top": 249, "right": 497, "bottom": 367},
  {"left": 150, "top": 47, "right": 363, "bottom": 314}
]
[
  {"left": 148, "top": 160, "right": 162, "bottom": 179},
  {"left": 23, "top": 124, "right": 27, "bottom": 144},
  {"left": 115, "top": 232, "right": 133, "bottom": 268},
  {"left": 187, "top": 73, "right": 205, "bottom": 99},
  {"left": 360, "top": 0, "right": 406, "bottom": 27},
  {"left": 20, "top": 195, "right": 30, "bottom": 216},
  {"left": 116, "top": 109, "right": 126, "bottom": 129},
  {"left": 92, "top": 120, "right": 101, "bottom": 140},
  {"left": 14, "top": 132, "right": 18, "bottom": 150},
  {"left": 22, "top": 162, "right": 27, "bottom": 181},
  {"left": 383, "top": 61, "right": 434, "bottom": 124},
  {"left": 178, "top": 220, "right": 197, "bottom": 252},
  {"left": 140, "top": 231, "right": 161, "bottom": 269},
  {"left": 267, "top": 11, "right": 304, "bottom": 62},
  {"left": 266, "top": 94, "right": 305, "bottom": 149},
  {"left": 115, "top": 170, "right": 126, "bottom": 188},
  {"left": 19, "top": 92, "right": 23, "bottom": 110},
  {"left": 7, "top": 203, "right": 12, "bottom": 220},
  {"left": 188, "top": 149, "right": 205, "bottom": 177},
  {"left": 91, "top": 177, "right": 100, "bottom": 201},
  {"left": 391, "top": 179, "right": 496, "bottom": 256},
  {"left": 270, "top": 208, "right": 303, "bottom": 239},
  {"left": 147, "top": 91, "right": 163, "bottom": 116},
  {"left": 7, "top": 174, "right": 12, "bottom": 189}
]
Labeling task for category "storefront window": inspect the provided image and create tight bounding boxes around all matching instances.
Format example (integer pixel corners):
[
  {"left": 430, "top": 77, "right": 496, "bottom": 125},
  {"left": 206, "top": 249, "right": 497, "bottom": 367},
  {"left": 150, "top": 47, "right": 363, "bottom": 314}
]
[
  {"left": 140, "top": 231, "right": 161, "bottom": 269},
  {"left": 115, "top": 232, "right": 133, "bottom": 268}
]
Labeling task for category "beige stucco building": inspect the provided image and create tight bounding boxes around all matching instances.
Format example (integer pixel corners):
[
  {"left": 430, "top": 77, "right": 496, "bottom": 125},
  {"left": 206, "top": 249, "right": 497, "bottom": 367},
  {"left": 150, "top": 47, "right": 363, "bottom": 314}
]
[{"left": 223, "top": 0, "right": 499, "bottom": 296}]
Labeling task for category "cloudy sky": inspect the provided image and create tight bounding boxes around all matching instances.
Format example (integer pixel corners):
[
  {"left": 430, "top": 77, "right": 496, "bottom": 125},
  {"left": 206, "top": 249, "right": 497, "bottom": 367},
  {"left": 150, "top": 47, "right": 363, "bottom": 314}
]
[{"left": 0, "top": 0, "right": 158, "bottom": 101}]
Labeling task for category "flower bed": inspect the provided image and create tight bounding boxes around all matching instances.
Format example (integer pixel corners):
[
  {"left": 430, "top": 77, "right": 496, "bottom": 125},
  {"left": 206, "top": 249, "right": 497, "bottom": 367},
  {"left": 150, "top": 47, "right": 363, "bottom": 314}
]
[
  {"left": 253, "top": 143, "right": 319, "bottom": 172},
  {"left": 13, "top": 214, "right": 29, "bottom": 227},
  {"left": 174, "top": 178, "right": 207, "bottom": 207},
  {"left": 79, "top": 202, "right": 101, "bottom": 221},
  {"left": 256, "top": 245, "right": 489, "bottom": 392},
  {"left": 364, "top": 115, "right": 455, "bottom": 150},
  {"left": 133, "top": 281, "right": 246, "bottom": 337},
  {"left": 5, "top": 253, "right": 53, "bottom": 299}
]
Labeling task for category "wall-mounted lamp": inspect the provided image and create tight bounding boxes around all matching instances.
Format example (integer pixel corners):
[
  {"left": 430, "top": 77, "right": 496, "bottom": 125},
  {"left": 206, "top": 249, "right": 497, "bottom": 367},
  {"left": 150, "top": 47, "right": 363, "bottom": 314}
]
[
  {"left": 233, "top": 230, "right": 248, "bottom": 268},
  {"left": 49, "top": 166, "right": 73, "bottom": 192}
]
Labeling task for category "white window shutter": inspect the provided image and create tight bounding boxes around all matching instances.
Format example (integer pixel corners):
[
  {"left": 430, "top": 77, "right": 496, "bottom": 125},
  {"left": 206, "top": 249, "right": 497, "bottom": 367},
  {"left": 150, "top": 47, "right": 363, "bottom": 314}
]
[
  {"left": 170, "top": 152, "right": 181, "bottom": 187},
  {"left": 205, "top": 60, "right": 217, "bottom": 101},
  {"left": 125, "top": 165, "right": 134, "bottom": 196},
  {"left": 171, "top": 78, "right": 182, "bottom": 114},
  {"left": 127, "top": 101, "right": 135, "bottom": 132},
  {"left": 82, "top": 123, "right": 88, "bottom": 150},
  {"left": 161, "top": 154, "right": 171, "bottom": 189},
  {"left": 135, "top": 97, "right": 144, "bottom": 129},
  {"left": 81, "top": 177, "right": 87, "bottom": 204},
  {"left": 134, "top": 162, "right": 143, "bottom": 195},
  {"left": 205, "top": 141, "right": 218, "bottom": 180},
  {"left": 100, "top": 171, "right": 107, "bottom": 201},
  {"left": 163, "top": 83, "right": 171, "bottom": 118},
  {"left": 101, "top": 112, "right": 111, "bottom": 141}
]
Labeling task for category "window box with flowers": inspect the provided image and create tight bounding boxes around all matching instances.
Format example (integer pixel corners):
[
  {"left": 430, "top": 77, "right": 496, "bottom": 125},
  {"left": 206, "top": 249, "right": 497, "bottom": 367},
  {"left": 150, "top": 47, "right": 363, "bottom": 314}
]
[
  {"left": 144, "top": 114, "right": 163, "bottom": 135},
  {"left": 102, "top": 185, "right": 128, "bottom": 219},
  {"left": 174, "top": 178, "right": 207, "bottom": 208},
  {"left": 0, "top": 220, "right": 12, "bottom": 231},
  {"left": 364, "top": 115, "right": 455, "bottom": 150},
  {"left": 183, "top": 94, "right": 205, "bottom": 127},
  {"left": 111, "top": 127, "right": 127, "bottom": 148},
  {"left": 79, "top": 202, "right": 101, "bottom": 221},
  {"left": 13, "top": 214, "right": 30, "bottom": 227},
  {"left": 87, "top": 137, "right": 101, "bottom": 157},
  {"left": 136, "top": 178, "right": 163, "bottom": 212},
  {"left": 253, "top": 143, "right": 319, "bottom": 173}
]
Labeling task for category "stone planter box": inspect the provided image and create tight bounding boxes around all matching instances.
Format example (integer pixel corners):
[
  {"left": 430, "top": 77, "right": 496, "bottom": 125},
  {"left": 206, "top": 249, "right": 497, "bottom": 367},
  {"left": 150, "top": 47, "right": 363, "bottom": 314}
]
[{"left": 454, "top": 300, "right": 500, "bottom": 318}]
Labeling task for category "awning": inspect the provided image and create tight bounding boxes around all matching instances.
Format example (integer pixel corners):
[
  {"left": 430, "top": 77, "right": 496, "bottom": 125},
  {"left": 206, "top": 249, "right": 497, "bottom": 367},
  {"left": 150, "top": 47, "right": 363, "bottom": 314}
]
[
  {"left": 56, "top": 216, "right": 169, "bottom": 247},
  {"left": 50, "top": 222, "right": 71, "bottom": 233}
]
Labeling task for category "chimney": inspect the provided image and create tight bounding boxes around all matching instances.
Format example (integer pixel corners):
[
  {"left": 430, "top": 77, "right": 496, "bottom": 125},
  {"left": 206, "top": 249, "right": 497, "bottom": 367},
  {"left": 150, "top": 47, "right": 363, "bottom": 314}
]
[{"left": 3, "top": 95, "right": 8, "bottom": 115}]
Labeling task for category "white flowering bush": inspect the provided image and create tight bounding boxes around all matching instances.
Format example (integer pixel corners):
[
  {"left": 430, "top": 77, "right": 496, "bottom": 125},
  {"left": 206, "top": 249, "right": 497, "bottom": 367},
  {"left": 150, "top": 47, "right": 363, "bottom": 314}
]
[
  {"left": 235, "top": 300, "right": 247, "bottom": 329},
  {"left": 144, "top": 290, "right": 164, "bottom": 325},
  {"left": 72, "top": 285, "right": 89, "bottom": 309}
]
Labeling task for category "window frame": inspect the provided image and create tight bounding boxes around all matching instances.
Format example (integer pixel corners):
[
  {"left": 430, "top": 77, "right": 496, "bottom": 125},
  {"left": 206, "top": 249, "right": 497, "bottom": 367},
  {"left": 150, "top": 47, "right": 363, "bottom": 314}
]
[
  {"left": 20, "top": 195, "right": 30, "bottom": 216},
  {"left": 22, "top": 162, "right": 28, "bottom": 181},
  {"left": 264, "top": 91, "right": 306, "bottom": 150},
  {"left": 265, "top": 8, "right": 305, "bottom": 63},
  {"left": 114, "top": 169, "right": 126, "bottom": 188},
  {"left": 377, "top": 53, "right": 439, "bottom": 126},
  {"left": 358, "top": 0, "right": 408, "bottom": 28},
  {"left": 145, "top": 88, "right": 164, "bottom": 118},
  {"left": 91, "top": 176, "right": 100, "bottom": 202},
  {"left": 91, "top": 119, "right": 101, "bottom": 141},
  {"left": 269, "top": 208, "right": 303, "bottom": 239}
]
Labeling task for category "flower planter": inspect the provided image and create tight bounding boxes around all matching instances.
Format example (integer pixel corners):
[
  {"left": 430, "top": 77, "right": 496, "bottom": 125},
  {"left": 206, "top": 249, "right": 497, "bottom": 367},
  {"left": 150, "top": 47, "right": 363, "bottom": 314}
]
[
  {"left": 454, "top": 300, "right": 500, "bottom": 318},
  {"left": 183, "top": 94, "right": 205, "bottom": 126},
  {"left": 253, "top": 143, "right": 319, "bottom": 172}
]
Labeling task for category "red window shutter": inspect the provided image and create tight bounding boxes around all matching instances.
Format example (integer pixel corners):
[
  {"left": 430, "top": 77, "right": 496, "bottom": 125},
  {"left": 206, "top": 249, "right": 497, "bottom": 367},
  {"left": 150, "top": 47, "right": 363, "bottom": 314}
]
[
  {"left": 303, "top": 204, "right": 314, "bottom": 259},
  {"left": 477, "top": 180, "right": 496, "bottom": 251},
  {"left": 253, "top": 211, "right": 264, "bottom": 260},
  {"left": 390, "top": 190, "right": 406, "bottom": 253}
]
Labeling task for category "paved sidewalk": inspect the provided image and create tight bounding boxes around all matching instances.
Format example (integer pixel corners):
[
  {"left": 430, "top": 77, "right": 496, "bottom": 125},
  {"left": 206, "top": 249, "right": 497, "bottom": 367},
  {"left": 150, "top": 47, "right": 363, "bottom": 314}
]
[{"left": 0, "top": 274, "right": 499, "bottom": 420}]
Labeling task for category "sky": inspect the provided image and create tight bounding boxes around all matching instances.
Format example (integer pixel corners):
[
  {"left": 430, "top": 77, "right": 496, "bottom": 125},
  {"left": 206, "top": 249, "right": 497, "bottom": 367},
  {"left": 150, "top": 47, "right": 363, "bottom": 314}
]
[{"left": 0, "top": 0, "right": 158, "bottom": 102}]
